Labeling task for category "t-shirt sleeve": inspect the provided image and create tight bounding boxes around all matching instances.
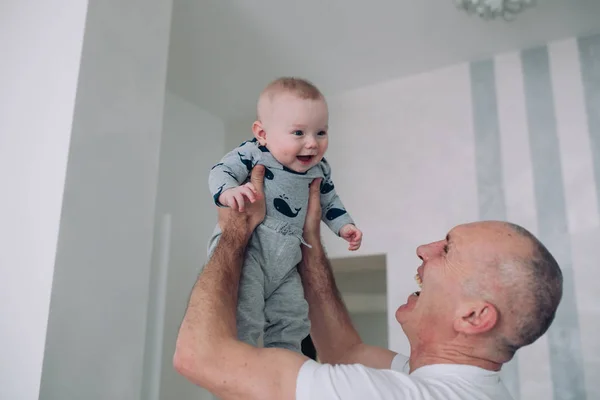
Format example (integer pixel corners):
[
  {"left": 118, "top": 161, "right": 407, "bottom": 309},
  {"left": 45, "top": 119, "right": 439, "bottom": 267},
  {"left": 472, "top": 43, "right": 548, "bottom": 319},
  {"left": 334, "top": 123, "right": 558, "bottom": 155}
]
[
  {"left": 390, "top": 354, "right": 411, "bottom": 374},
  {"left": 295, "top": 360, "right": 422, "bottom": 400}
]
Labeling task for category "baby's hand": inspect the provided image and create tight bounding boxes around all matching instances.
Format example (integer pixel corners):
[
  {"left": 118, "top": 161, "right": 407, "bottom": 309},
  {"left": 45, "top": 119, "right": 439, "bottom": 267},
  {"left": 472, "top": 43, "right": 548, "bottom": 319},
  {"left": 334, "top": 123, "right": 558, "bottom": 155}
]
[
  {"left": 218, "top": 182, "right": 258, "bottom": 212},
  {"left": 339, "top": 224, "right": 362, "bottom": 251}
]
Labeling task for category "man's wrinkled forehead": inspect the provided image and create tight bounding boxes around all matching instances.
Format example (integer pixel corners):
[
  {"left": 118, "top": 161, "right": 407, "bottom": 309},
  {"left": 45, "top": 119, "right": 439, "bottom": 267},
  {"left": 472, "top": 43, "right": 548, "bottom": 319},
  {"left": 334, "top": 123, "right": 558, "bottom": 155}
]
[
  {"left": 448, "top": 221, "right": 530, "bottom": 260},
  {"left": 445, "top": 223, "right": 494, "bottom": 254}
]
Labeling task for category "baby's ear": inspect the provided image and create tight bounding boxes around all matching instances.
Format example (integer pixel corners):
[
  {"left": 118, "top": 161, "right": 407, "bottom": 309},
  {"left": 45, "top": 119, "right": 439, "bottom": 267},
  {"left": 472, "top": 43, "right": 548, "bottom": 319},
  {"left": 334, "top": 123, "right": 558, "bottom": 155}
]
[{"left": 252, "top": 121, "right": 267, "bottom": 145}]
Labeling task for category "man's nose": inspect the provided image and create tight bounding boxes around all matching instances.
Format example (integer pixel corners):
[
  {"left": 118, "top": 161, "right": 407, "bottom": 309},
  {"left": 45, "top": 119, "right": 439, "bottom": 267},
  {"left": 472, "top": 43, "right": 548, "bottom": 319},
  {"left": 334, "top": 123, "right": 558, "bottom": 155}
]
[{"left": 416, "top": 240, "right": 444, "bottom": 261}]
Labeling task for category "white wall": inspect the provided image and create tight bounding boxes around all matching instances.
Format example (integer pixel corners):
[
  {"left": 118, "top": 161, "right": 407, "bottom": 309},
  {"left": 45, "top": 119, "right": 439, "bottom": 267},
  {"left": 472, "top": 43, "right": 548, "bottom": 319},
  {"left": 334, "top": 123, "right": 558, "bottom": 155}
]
[
  {"left": 224, "top": 115, "right": 255, "bottom": 150},
  {"left": 146, "top": 90, "right": 225, "bottom": 400},
  {"left": 320, "top": 34, "right": 600, "bottom": 400},
  {"left": 33, "top": 1, "right": 173, "bottom": 399},
  {"left": 0, "top": 1, "right": 88, "bottom": 399}
]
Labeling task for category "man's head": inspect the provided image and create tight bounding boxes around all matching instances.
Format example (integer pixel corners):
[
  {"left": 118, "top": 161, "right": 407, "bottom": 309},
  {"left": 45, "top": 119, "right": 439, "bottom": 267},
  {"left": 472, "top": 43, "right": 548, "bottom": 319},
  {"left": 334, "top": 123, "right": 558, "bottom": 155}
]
[
  {"left": 396, "top": 221, "right": 563, "bottom": 366},
  {"left": 252, "top": 77, "right": 329, "bottom": 173}
]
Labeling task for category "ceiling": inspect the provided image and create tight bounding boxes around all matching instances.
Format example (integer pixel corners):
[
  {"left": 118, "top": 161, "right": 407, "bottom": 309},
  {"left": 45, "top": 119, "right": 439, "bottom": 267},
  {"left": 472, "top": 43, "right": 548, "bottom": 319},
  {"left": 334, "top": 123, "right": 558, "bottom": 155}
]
[{"left": 167, "top": 0, "right": 600, "bottom": 120}]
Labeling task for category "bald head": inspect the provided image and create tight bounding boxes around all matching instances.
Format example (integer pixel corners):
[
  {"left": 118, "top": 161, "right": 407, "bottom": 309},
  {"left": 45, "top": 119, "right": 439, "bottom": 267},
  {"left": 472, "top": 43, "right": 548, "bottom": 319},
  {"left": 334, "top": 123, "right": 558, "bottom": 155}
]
[{"left": 462, "top": 222, "right": 563, "bottom": 356}]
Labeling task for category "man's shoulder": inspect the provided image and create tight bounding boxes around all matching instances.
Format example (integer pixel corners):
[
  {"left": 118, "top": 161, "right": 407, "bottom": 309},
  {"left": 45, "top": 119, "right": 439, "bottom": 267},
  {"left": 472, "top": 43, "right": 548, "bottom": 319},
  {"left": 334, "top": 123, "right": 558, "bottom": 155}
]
[
  {"left": 296, "top": 358, "right": 512, "bottom": 400},
  {"left": 391, "top": 354, "right": 410, "bottom": 373},
  {"left": 296, "top": 359, "right": 418, "bottom": 399}
]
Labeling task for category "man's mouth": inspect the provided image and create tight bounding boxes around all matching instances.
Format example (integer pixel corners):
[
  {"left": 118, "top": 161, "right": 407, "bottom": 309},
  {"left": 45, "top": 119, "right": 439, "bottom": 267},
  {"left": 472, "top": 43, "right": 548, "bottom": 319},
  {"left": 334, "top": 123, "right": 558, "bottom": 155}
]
[{"left": 414, "top": 273, "right": 423, "bottom": 297}]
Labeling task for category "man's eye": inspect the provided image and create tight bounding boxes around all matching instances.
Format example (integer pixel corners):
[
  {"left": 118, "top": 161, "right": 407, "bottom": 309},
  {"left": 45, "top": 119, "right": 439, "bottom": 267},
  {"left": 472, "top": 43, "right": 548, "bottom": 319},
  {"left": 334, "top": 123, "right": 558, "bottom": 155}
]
[
  {"left": 443, "top": 245, "right": 449, "bottom": 254},
  {"left": 293, "top": 130, "right": 304, "bottom": 136}
]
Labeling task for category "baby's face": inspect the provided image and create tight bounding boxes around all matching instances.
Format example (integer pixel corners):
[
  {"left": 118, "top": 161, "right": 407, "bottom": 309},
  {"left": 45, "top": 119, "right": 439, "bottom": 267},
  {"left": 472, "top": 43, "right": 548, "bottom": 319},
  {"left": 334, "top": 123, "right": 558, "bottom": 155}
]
[{"left": 259, "top": 93, "right": 329, "bottom": 173}]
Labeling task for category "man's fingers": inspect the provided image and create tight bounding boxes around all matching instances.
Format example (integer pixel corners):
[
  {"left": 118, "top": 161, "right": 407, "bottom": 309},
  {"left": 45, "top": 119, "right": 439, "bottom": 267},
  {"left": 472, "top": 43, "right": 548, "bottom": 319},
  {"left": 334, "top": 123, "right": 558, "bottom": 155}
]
[
  {"left": 307, "top": 178, "right": 322, "bottom": 214},
  {"left": 250, "top": 165, "right": 265, "bottom": 197},
  {"left": 309, "top": 178, "right": 322, "bottom": 198}
]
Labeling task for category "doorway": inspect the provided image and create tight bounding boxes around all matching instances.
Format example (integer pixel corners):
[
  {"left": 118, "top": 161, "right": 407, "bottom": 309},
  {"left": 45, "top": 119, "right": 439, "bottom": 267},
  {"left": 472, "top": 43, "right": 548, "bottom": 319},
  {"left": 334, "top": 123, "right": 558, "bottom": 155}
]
[{"left": 301, "top": 254, "right": 388, "bottom": 360}]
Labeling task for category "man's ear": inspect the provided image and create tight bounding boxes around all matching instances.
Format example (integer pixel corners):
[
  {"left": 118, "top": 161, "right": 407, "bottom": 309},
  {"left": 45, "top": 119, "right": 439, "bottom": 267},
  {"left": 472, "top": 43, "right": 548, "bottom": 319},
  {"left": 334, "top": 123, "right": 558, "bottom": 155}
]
[
  {"left": 453, "top": 301, "right": 498, "bottom": 335},
  {"left": 252, "top": 121, "right": 267, "bottom": 146}
]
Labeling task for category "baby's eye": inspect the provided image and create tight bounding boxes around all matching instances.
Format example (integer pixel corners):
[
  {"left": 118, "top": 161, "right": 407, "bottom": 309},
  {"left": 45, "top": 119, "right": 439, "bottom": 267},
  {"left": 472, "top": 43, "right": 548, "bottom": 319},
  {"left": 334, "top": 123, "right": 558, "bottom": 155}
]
[
  {"left": 293, "top": 130, "right": 304, "bottom": 136},
  {"left": 317, "top": 130, "right": 327, "bottom": 136}
]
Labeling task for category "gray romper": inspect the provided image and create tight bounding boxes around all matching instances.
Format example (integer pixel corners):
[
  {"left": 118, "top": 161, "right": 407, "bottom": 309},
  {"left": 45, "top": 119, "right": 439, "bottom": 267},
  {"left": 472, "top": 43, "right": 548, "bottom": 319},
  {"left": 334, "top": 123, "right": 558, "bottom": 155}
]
[{"left": 208, "top": 139, "right": 354, "bottom": 352}]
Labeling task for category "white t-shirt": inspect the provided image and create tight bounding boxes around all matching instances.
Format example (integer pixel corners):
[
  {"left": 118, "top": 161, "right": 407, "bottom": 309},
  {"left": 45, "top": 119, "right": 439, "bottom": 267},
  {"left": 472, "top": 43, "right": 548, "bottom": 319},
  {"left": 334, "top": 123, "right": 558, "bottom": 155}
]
[{"left": 295, "top": 354, "right": 514, "bottom": 399}]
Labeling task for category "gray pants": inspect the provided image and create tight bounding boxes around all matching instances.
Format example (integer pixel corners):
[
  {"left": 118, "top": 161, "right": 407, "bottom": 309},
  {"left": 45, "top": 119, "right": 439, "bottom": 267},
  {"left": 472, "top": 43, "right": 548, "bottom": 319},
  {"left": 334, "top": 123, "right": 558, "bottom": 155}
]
[{"left": 207, "top": 216, "right": 310, "bottom": 352}]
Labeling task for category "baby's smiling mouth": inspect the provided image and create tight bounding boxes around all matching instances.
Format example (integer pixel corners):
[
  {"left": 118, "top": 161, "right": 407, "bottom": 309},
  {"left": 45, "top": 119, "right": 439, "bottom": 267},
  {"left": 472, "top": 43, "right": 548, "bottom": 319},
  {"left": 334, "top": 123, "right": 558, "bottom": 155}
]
[{"left": 297, "top": 155, "right": 314, "bottom": 163}]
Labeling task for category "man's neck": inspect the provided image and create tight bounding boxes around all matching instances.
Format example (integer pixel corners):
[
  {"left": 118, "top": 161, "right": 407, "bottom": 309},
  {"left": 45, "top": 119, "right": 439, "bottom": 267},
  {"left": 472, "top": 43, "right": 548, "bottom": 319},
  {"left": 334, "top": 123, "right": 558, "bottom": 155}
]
[{"left": 408, "top": 344, "right": 503, "bottom": 373}]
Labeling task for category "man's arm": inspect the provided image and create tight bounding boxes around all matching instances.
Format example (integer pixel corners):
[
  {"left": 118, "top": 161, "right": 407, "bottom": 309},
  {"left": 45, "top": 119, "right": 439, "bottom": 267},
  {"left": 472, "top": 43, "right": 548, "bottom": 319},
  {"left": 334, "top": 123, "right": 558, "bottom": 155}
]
[
  {"left": 173, "top": 166, "right": 307, "bottom": 400},
  {"left": 299, "top": 179, "right": 397, "bottom": 368}
]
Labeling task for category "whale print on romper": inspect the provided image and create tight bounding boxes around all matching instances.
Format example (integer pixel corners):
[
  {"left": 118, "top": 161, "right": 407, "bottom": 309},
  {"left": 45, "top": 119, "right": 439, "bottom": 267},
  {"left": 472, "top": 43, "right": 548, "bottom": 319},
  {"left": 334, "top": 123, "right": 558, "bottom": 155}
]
[
  {"left": 238, "top": 152, "right": 254, "bottom": 172},
  {"left": 325, "top": 204, "right": 347, "bottom": 221},
  {"left": 264, "top": 167, "right": 274, "bottom": 180},
  {"left": 223, "top": 170, "right": 238, "bottom": 182},
  {"left": 213, "top": 183, "right": 226, "bottom": 205},
  {"left": 320, "top": 178, "right": 335, "bottom": 194},
  {"left": 274, "top": 195, "right": 301, "bottom": 218}
]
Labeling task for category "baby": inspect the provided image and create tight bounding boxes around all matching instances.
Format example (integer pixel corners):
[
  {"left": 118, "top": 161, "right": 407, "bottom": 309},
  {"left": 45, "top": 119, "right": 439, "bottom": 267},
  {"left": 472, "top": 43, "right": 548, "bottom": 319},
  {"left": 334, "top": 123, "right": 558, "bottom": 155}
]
[{"left": 207, "top": 77, "right": 362, "bottom": 352}]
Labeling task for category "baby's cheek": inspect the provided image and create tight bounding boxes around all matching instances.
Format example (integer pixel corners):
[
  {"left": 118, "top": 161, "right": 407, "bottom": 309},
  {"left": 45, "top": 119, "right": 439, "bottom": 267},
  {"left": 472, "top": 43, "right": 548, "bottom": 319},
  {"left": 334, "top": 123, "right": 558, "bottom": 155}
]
[{"left": 274, "top": 147, "right": 291, "bottom": 159}]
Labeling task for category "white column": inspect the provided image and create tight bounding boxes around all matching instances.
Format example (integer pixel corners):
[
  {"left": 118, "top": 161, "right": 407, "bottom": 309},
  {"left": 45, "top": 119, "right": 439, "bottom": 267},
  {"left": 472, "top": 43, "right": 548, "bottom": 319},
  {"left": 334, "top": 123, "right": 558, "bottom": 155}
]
[
  {"left": 4, "top": 1, "right": 173, "bottom": 399},
  {"left": 0, "top": 1, "right": 88, "bottom": 399}
]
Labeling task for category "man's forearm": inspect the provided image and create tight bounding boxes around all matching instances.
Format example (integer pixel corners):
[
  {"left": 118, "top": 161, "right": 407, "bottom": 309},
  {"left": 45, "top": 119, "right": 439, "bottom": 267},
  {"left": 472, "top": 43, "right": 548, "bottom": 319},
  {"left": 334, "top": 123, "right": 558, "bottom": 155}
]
[
  {"left": 298, "top": 240, "right": 362, "bottom": 364},
  {"left": 174, "top": 226, "right": 248, "bottom": 372}
]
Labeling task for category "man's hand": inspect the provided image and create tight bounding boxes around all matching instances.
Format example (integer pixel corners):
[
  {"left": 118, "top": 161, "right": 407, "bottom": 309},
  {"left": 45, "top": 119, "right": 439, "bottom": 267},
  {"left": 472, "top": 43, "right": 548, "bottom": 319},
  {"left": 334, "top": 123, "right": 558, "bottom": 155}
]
[
  {"left": 218, "top": 165, "right": 266, "bottom": 238},
  {"left": 303, "top": 178, "right": 322, "bottom": 242}
]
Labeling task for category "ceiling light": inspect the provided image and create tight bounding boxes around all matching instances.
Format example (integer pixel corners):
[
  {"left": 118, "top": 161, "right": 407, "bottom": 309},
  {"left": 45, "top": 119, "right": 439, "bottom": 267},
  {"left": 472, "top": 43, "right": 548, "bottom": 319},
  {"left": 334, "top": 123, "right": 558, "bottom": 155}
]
[{"left": 455, "top": 0, "right": 536, "bottom": 20}]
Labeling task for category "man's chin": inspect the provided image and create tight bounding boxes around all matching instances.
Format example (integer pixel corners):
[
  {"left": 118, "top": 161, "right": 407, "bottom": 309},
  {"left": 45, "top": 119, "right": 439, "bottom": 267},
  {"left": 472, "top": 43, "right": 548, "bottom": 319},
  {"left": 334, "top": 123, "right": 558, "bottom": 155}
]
[
  {"left": 396, "top": 295, "right": 420, "bottom": 325},
  {"left": 395, "top": 306, "right": 410, "bottom": 325}
]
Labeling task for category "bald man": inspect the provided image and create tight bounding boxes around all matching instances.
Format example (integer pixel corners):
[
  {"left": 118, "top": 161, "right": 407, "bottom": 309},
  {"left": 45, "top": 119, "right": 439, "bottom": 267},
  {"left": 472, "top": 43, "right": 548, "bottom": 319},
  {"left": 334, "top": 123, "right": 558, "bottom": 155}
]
[{"left": 174, "top": 165, "right": 563, "bottom": 400}]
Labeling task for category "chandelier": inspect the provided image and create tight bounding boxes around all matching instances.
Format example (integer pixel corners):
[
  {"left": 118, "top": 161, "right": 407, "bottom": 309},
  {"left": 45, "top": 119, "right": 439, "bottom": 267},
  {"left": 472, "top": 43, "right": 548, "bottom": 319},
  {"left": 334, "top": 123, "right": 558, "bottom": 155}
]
[{"left": 455, "top": 0, "right": 536, "bottom": 20}]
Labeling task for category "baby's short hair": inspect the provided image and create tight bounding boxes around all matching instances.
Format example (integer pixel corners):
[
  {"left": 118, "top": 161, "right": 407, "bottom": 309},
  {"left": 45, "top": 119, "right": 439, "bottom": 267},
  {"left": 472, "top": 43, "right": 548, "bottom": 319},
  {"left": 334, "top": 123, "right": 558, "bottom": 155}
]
[
  {"left": 257, "top": 77, "right": 324, "bottom": 119},
  {"left": 262, "top": 77, "right": 323, "bottom": 101}
]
